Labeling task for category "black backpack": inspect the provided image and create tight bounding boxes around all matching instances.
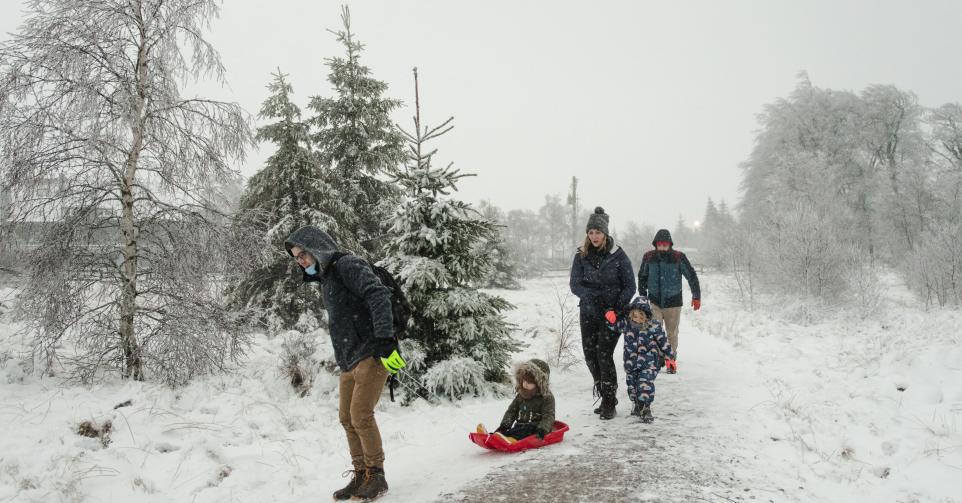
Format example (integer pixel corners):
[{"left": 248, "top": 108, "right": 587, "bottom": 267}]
[
  {"left": 368, "top": 263, "right": 412, "bottom": 339},
  {"left": 330, "top": 252, "right": 412, "bottom": 339}
]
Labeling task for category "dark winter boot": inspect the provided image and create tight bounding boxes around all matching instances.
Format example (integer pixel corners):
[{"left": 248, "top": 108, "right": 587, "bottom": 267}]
[
  {"left": 598, "top": 383, "right": 617, "bottom": 420},
  {"left": 630, "top": 401, "right": 642, "bottom": 417},
  {"left": 333, "top": 468, "right": 364, "bottom": 500},
  {"left": 353, "top": 467, "right": 388, "bottom": 501},
  {"left": 641, "top": 404, "right": 654, "bottom": 424},
  {"left": 592, "top": 382, "right": 602, "bottom": 414}
]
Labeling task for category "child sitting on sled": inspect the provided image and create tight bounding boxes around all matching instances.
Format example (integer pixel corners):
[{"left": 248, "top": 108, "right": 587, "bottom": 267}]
[
  {"left": 609, "top": 297, "right": 674, "bottom": 423},
  {"left": 477, "top": 358, "right": 555, "bottom": 443}
]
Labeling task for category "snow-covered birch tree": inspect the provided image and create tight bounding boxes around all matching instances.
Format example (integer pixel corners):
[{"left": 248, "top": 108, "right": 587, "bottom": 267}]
[{"left": 0, "top": 0, "right": 253, "bottom": 383}]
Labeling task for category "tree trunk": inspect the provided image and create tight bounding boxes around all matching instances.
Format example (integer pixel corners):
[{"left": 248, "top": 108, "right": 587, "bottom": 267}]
[
  {"left": 568, "top": 177, "right": 579, "bottom": 249},
  {"left": 120, "top": 1, "right": 148, "bottom": 381}
]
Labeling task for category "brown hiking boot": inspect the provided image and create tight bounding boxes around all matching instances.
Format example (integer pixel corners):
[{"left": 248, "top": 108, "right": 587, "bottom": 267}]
[
  {"left": 333, "top": 468, "right": 364, "bottom": 500},
  {"left": 353, "top": 467, "right": 388, "bottom": 501}
]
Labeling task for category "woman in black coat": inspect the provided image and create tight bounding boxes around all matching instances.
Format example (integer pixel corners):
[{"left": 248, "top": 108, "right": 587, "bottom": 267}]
[{"left": 569, "top": 207, "right": 636, "bottom": 419}]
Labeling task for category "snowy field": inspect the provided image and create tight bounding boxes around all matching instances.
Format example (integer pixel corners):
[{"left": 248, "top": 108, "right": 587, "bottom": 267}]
[{"left": 0, "top": 273, "right": 960, "bottom": 502}]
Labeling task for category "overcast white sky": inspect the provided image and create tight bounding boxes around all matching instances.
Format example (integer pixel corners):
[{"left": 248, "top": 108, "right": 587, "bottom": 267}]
[{"left": 3, "top": 0, "right": 962, "bottom": 234}]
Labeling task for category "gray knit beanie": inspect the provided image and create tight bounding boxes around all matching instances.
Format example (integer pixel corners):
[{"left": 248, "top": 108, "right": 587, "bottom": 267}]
[{"left": 585, "top": 206, "right": 610, "bottom": 235}]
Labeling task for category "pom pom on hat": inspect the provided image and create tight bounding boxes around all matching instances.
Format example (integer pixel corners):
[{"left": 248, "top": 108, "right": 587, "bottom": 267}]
[{"left": 586, "top": 207, "right": 610, "bottom": 235}]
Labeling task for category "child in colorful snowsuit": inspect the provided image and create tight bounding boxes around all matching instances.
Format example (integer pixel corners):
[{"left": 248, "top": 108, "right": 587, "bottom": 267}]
[
  {"left": 609, "top": 298, "right": 674, "bottom": 423},
  {"left": 478, "top": 359, "right": 556, "bottom": 442}
]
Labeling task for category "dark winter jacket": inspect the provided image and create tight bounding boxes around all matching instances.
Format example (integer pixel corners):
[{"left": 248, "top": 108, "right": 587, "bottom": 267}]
[
  {"left": 638, "top": 229, "right": 700, "bottom": 309},
  {"left": 285, "top": 226, "right": 394, "bottom": 372},
  {"left": 612, "top": 317, "right": 674, "bottom": 372},
  {"left": 500, "top": 359, "right": 555, "bottom": 435},
  {"left": 569, "top": 240, "right": 636, "bottom": 316}
]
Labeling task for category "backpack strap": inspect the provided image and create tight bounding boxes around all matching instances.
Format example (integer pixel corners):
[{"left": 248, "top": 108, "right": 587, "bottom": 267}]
[{"left": 326, "top": 251, "right": 348, "bottom": 274}]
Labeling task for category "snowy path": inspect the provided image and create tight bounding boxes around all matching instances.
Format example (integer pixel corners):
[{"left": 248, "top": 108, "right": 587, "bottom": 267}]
[{"left": 436, "top": 279, "right": 801, "bottom": 503}]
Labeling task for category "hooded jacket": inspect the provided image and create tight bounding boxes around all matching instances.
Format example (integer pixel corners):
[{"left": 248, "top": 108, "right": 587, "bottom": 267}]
[
  {"left": 285, "top": 226, "right": 394, "bottom": 372},
  {"left": 638, "top": 229, "right": 700, "bottom": 309},
  {"left": 499, "top": 359, "right": 555, "bottom": 434},
  {"left": 610, "top": 298, "right": 675, "bottom": 371},
  {"left": 569, "top": 238, "right": 636, "bottom": 316}
]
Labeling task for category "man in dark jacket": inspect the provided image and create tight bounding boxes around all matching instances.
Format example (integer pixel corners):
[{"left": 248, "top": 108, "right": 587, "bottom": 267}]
[
  {"left": 285, "top": 226, "right": 403, "bottom": 501},
  {"left": 637, "top": 229, "right": 700, "bottom": 373}
]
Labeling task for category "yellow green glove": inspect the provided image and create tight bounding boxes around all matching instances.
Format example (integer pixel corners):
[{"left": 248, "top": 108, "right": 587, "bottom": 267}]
[{"left": 380, "top": 349, "right": 406, "bottom": 375}]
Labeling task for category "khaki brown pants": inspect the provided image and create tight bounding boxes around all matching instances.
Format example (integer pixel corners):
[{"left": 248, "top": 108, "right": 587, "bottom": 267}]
[
  {"left": 338, "top": 357, "right": 389, "bottom": 469},
  {"left": 650, "top": 304, "right": 682, "bottom": 357}
]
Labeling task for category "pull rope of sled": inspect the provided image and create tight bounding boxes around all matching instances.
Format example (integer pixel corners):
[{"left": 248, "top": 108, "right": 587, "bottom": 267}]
[{"left": 391, "top": 372, "right": 483, "bottom": 428}]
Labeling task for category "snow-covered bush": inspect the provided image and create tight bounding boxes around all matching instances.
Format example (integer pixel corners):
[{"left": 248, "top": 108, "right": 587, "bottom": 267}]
[
  {"left": 546, "top": 288, "right": 579, "bottom": 370},
  {"left": 420, "top": 357, "right": 491, "bottom": 401},
  {"left": 276, "top": 326, "right": 339, "bottom": 397},
  {"left": 901, "top": 224, "right": 962, "bottom": 308}
]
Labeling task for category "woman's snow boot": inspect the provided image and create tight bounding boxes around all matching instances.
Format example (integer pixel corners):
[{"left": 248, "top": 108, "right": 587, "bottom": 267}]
[{"left": 598, "top": 383, "right": 618, "bottom": 420}]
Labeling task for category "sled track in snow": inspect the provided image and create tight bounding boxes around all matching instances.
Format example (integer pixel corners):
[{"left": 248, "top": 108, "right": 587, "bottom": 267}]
[
  {"left": 438, "top": 367, "right": 788, "bottom": 502},
  {"left": 436, "top": 279, "right": 798, "bottom": 503},
  {"left": 439, "top": 412, "right": 770, "bottom": 502}
]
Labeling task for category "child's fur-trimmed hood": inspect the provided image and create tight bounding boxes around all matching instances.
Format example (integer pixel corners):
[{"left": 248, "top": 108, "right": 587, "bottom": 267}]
[{"left": 514, "top": 358, "right": 551, "bottom": 396}]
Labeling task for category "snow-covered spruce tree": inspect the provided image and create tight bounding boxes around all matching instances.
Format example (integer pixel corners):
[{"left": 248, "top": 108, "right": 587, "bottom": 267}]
[
  {"left": 382, "top": 69, "right": 518, "bottom": 401},
  {"left": 227, "top": 71, "right": 341, "bottom": 332},
  {"left": 504, "top": 209, "right": 549, "bottom": 278},
  {"left": 0, "top": 0, "right": 253, "bottom": 384},
  {"left": 477, "top": 200, "right": 521, "bottom": 290},
  {"left": 539, "top": 195, "right": 569, "bottom": 267},
  {"left": 620, "top": 220, "right": 655, "bottom": 268},
  {"left": 307, "top": 6, "right": 406, "bottom": 259},
  {"left": 700, "top": 198, "right": 738, "bottom": 272}
]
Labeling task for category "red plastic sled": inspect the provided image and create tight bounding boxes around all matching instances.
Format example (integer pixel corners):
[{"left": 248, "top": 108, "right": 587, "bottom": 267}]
[{"left": 469, "top": 421, "right": 569, "bottom": 452}]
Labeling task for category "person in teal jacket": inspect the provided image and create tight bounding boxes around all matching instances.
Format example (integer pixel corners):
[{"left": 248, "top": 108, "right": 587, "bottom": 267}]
[{"left": 637, "top": 229, "right": 700, "bottom": 373}]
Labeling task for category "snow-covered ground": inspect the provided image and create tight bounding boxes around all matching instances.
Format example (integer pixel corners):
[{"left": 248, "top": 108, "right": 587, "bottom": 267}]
[
  {"left": 0, "top": 273, "right": 959, "bottom": 502},
  {"left": 690, "top": 273, "right": 962, "bottom": 502}
]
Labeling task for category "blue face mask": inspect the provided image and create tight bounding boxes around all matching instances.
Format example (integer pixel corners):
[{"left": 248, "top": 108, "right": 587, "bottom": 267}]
[{"left": 305, "top": 263, "right": 318, "bottom": 276}]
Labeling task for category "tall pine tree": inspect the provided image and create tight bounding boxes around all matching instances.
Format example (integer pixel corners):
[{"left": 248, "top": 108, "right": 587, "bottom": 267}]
[
  {"left": 383, "top": 69, "right": 518, "bottom": 401},
  {"left": 477, "top": 200, "right": 521, "bottom": 290},
  {"left": 228, "top": 71, "right": 340, "bottom": 331},
  {"left": 308, "top": 7, "right": 405, "bottom": 259}
]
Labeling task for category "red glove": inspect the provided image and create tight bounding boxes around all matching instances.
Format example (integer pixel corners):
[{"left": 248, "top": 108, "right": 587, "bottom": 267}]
[
  {"left": 604, "top": 310, "right": 617, "bottom": 324},
  {"left": 692, "top": 299, "right": 701, "bottom": 311},
  {"left": 665, "top": 359, "right": 677, "bottom": 373}
]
